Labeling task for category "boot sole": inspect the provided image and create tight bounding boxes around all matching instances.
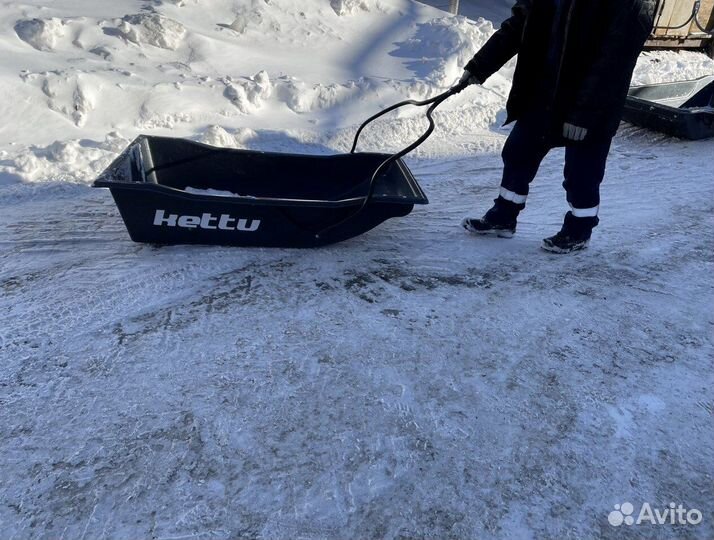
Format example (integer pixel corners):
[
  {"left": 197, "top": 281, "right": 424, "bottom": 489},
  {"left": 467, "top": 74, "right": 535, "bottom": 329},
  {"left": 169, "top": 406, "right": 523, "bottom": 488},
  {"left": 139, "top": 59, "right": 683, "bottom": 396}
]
[
  {"left": 540, "top": 239, "right": 590, "bottom": 254},
  {"left": 461, "top": 220, "right": 515, "bottom": 239}
]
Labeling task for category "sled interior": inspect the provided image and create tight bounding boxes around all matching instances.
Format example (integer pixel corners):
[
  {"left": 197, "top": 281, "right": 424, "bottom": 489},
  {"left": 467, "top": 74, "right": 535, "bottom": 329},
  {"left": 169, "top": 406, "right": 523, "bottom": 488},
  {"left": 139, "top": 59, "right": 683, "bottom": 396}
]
[
  {"left": 97, "top": 136, "right": 428, "bottom": 206},
  {"left": 627, "top": 75, "right": 714, "bottom": 110},
  {"left": 623, "top": 75, "right": 714, "bottom": 140}
]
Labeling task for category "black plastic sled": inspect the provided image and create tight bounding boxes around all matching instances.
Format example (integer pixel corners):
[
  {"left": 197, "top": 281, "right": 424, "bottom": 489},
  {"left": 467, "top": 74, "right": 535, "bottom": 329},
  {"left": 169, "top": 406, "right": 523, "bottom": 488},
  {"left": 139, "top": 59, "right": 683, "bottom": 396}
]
[
  {"left": 94, "top": 82, "right": 467, "bottom": 248},
  {"left": 94, "top": 136, "right": 427, "bottom": 248},
  {"left": 622, "top": 75, "right": 714, "bottom": 140}
]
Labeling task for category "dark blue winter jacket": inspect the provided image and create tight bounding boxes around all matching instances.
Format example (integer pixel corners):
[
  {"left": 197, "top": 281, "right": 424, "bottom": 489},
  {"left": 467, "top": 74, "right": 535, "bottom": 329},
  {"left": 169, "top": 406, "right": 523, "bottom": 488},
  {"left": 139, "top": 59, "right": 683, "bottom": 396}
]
[
  {"left": 548, "top": 0, "right": 570, "bottom": 67},
  {"left": 465, "top": 0, "right": 656, "bottom": 138}
]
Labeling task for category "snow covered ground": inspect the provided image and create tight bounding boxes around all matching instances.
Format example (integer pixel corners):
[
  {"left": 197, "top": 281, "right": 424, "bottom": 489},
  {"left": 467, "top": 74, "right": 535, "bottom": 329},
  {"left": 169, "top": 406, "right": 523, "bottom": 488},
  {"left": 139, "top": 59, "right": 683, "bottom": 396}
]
[{"left": 1, "top": 1, "right": 713, "bottom": 539}]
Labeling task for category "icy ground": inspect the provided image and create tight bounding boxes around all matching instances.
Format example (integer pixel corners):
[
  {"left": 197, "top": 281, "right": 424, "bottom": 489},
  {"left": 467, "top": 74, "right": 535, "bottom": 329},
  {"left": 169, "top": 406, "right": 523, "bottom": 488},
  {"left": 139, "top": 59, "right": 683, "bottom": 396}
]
[
  {"left": 2, "top": 125, "right": 713, "bottom": 540},
  {"left": 1, "top": 0, "right": 714, "bottom": 539}
]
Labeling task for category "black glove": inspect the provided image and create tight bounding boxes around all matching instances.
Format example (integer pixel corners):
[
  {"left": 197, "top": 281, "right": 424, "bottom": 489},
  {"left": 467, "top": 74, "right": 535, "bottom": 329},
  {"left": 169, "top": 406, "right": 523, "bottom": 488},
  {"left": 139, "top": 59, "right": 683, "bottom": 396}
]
[{"left": 458, "top": 69, "right": 481, "bottom": 87}]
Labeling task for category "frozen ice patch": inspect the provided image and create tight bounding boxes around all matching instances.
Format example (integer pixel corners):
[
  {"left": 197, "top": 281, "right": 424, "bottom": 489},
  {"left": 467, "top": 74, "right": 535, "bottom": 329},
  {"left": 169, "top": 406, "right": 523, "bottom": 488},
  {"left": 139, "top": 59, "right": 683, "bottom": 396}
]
[
  {"left": 606, "top": 405, "right": 634, "bottom": 439},
  {"left": 637, "top": 394, "right": 666, "bottom": 413}
]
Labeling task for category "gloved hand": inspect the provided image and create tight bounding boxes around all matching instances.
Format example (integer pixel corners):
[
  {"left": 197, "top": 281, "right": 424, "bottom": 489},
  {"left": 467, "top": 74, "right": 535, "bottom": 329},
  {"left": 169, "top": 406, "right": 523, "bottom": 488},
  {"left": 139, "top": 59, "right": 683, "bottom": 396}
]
[
  {"left": 563, "top": 122, "right": 588, "bottom": 141},
  {"left": 458, "top": 69, "right": 481, "bottom": 87}
]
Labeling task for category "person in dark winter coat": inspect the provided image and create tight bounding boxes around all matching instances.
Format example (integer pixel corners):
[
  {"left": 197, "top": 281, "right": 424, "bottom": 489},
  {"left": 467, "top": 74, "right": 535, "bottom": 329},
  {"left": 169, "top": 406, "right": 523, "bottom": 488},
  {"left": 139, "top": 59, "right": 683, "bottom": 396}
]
[{"left": 460, "top": 0, "right": 656, "bottom": 253}]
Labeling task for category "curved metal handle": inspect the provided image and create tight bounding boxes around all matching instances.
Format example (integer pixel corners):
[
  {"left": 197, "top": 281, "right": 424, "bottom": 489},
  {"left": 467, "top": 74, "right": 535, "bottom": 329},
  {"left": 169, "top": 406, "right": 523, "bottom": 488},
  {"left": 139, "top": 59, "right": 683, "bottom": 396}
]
[
  {"left": 315, "top": 81, "right": 469, "bottom": 240},
  {"left": 351, "top": 81, "right": 469, "bottom": 154}
]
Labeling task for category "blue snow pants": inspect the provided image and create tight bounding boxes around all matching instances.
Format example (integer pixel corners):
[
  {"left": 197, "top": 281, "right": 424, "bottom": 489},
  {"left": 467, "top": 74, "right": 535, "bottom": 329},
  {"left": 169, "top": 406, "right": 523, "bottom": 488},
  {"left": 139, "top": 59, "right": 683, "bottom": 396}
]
[{"left": 497, "top": 112, "right": 613, "bottom": 218}]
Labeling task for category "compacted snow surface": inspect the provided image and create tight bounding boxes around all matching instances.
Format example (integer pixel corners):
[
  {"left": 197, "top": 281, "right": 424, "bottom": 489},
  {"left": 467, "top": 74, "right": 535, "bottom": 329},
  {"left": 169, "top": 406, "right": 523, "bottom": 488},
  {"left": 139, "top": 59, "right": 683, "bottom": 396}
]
[{"left": 1, "top": 1, "right": 713, "bottom": 539}]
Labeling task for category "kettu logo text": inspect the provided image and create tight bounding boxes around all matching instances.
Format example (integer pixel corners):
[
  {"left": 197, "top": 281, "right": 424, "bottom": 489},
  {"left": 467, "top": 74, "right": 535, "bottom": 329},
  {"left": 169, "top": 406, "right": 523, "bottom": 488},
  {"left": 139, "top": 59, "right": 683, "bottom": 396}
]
[{"left": 153, "top": 210, "right": 261, "bottom": 232}]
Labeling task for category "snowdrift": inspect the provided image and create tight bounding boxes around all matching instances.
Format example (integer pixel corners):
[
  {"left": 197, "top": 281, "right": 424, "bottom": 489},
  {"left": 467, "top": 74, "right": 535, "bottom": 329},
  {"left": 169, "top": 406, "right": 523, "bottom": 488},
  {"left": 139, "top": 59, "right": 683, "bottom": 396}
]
[{"left": 0, "top": 0, "right": 713, "bottom": 187}]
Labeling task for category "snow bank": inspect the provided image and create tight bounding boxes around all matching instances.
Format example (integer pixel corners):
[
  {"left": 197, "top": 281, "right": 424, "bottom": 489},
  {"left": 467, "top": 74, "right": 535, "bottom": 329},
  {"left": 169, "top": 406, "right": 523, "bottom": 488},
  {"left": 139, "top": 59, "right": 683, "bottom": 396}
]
[
  {"left": 392, "top": 16, "right": 496, "bottom": 87},
  {"left": 0, "top": 133, "right": 129, "bottom": 184},
  {"left": 330, "top": 0, "right": 373, "bottom": 16},
  {"left": 223, "top": 71, "right": 273, "bottom": 114},
  {"left": 21, "top": 71, "right": 100, "bottom": 127},
  {"left": 275, "top": 78, "right": 369, "bottom": 114},
  {"left": 225, "top": 4, "right": 284, "bottom": 35},
  {"left": 633, "top": 50, "right": 714, "bottom": 85},
  {"left": 199, "top": 126, "right": 257, "bottom": 149},
  {"left": 116, "top": 13, "right": 187, "bottom": 50},
  {"left": 0, "top": 0, "right": 500, "bottom": 186},
  {"left": 14, "top": 18, "right": 67, "bottom": 51},
  {"left": 0, "top": 0, "right": 712, "bottom": 188}
]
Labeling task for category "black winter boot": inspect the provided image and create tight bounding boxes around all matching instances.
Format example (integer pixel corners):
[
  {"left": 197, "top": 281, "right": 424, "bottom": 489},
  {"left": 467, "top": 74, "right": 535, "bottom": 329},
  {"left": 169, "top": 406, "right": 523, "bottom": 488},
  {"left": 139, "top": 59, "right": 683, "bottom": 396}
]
[
  {"left": 462, "top": 196, "right": 524, "bottom": 239},
  {"left": 541, "top": 211, "right": 599, "bottom": 253}
]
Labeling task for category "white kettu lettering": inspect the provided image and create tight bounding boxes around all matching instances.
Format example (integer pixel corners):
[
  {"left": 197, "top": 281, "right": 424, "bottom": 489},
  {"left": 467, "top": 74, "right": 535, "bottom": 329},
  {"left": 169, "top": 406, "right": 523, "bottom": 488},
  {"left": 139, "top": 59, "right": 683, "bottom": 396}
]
[{"left": 153, "top": 210, "right": 261, "bottom": 232}]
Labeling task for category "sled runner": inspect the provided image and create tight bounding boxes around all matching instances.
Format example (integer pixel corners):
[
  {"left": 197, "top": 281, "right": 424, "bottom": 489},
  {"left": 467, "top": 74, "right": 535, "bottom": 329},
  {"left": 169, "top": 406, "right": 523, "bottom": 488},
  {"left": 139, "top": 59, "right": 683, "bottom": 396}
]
[
  {"left": 94, "top": 82, "right": 468, "bottom": 248},
  {"left": 622, "top": 75, "right": 714, "bottom": 140}
]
